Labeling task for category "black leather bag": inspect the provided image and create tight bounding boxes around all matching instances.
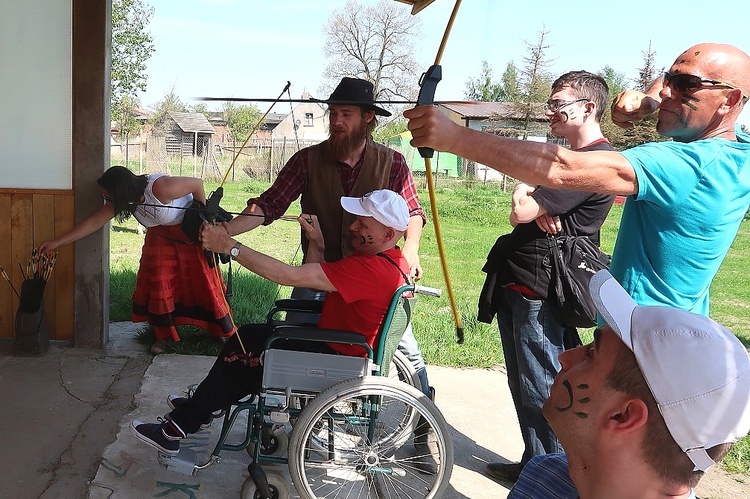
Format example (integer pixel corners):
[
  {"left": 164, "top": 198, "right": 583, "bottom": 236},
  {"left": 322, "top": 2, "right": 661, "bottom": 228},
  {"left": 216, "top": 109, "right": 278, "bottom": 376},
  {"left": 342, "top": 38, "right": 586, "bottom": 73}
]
[
  {"left": 181, "top": 200, "right": 234, "bottom": 266},
  {"left": 547, "top": 235, "right": 611, "bottom": 328}
]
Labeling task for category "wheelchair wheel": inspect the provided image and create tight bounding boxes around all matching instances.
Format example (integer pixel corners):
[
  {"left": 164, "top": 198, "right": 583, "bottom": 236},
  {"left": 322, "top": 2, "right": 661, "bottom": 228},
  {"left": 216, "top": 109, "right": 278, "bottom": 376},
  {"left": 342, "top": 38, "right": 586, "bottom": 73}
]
[
  {"left": 287, "top": 377, "right": 453, "bottom": 499},
  {"left": 246, "top": 423, "right": 289, "bottom": 459},
  {"left": 389, "top": 349, "right": 420, "bottom": 389},
  {"left": 240, "top": 469, "right": 290, "bottom": 499}
]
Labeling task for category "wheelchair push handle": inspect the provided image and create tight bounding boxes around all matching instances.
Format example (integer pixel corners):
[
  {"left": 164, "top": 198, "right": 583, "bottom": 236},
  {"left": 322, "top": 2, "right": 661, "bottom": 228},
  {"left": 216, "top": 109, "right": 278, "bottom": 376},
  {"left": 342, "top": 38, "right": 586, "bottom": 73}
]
[{"left": 413, "top": 284, "right": 442, "bottom": 298}]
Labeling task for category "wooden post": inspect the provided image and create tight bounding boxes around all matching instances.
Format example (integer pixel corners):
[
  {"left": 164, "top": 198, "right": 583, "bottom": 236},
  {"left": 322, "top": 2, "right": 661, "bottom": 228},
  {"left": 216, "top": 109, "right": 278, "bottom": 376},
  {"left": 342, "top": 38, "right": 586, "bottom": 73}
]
[
  {"left": 193, "top": 132, "right": 198, "bottom": 177},
  {"left": 269, "top": 139, "right": 274, "bottom": 183}
]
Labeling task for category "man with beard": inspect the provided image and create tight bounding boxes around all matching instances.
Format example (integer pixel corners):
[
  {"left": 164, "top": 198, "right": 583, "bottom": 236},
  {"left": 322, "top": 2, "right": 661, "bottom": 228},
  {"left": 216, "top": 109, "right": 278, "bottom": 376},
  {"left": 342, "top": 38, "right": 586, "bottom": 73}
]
[{"left": 224, "top": 77, "right": 433, "bottom": 400}]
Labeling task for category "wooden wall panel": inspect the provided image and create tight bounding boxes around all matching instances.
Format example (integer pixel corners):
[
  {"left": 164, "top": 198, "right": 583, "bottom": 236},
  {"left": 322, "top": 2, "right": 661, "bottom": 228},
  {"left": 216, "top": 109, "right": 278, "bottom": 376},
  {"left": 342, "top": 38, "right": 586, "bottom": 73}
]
[
  {"left": 0, "top": 196, "right": 13, "bottom": 339},
  {"left": 53, "top": 195, "right": 75, "bottom": 340},
  {"left": 0, "top": 191, "right": 74, "bottom": 341},
  {"left": 33, "top": 194, "right": 57, "bottom": 338},
  {"left": 10, "top": 194, "right": 33, "bottom": 339}
]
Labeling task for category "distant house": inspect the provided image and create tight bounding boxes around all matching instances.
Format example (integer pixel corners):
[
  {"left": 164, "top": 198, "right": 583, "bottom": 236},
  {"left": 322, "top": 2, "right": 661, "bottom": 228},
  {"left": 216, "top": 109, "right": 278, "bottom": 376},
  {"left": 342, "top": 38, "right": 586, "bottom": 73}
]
[
  {"left": 436, "top": 102, "right": 553, "bottom": 181},
  {"left": 206, "top": 111, "right": 233, "bottom": 148},
  {"left": 155, "top": 111, "right": 216, "bottom": 157},
  {"left": 257, "top": 112, "right": 287, "bottom": 141},
  {"left": 272, "top": 94, "right": 328, "bottom": 143}
]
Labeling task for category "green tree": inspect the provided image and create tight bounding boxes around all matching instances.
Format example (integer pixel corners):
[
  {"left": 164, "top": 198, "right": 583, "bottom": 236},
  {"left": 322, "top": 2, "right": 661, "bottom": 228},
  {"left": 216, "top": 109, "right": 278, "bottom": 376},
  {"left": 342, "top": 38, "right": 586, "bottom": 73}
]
[
  {"left": 500, "top": 62, "right": 522, "bottom": 103},
  {"left": 514, "top": 28, "right": 554, "bottom": 139},
  {"left": 617, "top": 42, "right": 666, "bottom": 148},
  {"left": 150, "top": 87, "right": 189, "bottom": 129},
  {"left": 373, "top": 117, "right": 408, "bottom": 143},
  {"left": 189, "top": 103, "right": 210, "bottom": 116},
  {"left": 222, "top": 101, "right": 262, "bottom": 143},
  {"left": 598, "top": 65, "right": 627, "bottom": 99},
  {"left": 321, "top": 0, "right": 422, "bottom": 112},
  {"left": 634, "top": 41, "right": 660, "bottom": 91},
  {"left": 464, "top": 61, "right": 521, "bottom": 102},
  {"left": 464, "top": 61, "right": 504, "bottom": 101},
  {"left": 111, "top": 0, "right": 154, "bottom": 137},
  {"left": 482, "top": 30, "right": 552, "bottom": 142},
  {"left": 598, "top": 65, "right": 628, "bottom": 147}
]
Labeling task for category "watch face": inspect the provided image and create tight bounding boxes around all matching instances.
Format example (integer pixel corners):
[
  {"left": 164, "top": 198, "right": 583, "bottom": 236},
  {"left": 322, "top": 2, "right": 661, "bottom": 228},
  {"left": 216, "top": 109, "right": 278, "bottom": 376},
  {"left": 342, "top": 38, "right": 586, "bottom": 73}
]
[{"left": 230, "top": 246, "right": 240, "bottom": 257}]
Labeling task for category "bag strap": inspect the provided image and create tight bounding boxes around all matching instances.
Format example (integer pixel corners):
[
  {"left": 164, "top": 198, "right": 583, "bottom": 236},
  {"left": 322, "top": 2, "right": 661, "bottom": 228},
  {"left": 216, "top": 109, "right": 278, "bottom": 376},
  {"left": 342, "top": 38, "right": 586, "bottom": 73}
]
[
  {"left": 376, "top": 252, "right": 412, "bottom": 285},
  {"left": 547, "top": 234, "right": 565, "bottom": 301}
]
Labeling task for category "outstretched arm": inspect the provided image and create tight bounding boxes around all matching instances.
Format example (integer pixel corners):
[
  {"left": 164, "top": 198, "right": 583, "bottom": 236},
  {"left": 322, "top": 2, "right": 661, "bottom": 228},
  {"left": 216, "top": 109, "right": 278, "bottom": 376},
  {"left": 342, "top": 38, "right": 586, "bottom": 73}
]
[
  {"left": 404, "top": 106, "right": 638, "bottom": 196},
  {"left": 39, "top": 202, "right": 115, "bottom": 253},
  {"left": 200, "top": 222, "right": 335, "bottom": 292},
  {"left": 224, "top": 203, "right": 267, "bottom": 236}
]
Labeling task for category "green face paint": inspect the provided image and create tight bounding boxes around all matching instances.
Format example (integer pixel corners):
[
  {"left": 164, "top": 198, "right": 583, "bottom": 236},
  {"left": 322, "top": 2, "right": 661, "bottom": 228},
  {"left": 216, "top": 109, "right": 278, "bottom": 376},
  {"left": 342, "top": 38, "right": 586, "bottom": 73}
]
[
  {"left": 681, "top": 99, "right": 699, "bottom": 111},
  {"left": 555, "top": 380, "right": 591, "bottom": 418}
]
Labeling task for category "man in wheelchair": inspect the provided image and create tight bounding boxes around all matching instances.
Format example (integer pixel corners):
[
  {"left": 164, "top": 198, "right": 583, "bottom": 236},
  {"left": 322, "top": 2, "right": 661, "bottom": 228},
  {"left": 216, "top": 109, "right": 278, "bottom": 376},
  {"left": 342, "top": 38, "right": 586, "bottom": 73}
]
[{"left": 131, "top": 189, "right": 413, "bottom": 455}]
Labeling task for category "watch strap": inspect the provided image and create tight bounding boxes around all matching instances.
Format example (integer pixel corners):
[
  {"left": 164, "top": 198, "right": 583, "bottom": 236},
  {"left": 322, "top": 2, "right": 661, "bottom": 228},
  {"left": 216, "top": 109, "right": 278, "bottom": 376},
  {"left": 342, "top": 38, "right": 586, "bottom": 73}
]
[{"left": 230, "top": 241, "right": 242, "bottom": 259}]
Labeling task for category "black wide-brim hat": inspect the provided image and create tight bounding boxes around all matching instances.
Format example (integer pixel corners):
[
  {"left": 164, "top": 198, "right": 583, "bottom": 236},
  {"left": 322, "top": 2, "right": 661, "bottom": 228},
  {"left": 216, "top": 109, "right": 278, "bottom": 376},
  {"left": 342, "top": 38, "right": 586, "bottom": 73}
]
[{"left": 312, "top": 77, "right": 391, "bottom": 117}]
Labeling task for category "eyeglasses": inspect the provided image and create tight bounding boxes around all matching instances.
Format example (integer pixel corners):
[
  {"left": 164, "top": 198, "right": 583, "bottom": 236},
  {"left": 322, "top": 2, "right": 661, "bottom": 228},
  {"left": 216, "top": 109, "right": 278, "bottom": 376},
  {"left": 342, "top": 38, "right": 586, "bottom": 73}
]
[
  {"left": 543, "top": 98, "right": 589, "bottom": 112},
  {"left": 663, "top": 71, "right": 748, "bottom": 101}
]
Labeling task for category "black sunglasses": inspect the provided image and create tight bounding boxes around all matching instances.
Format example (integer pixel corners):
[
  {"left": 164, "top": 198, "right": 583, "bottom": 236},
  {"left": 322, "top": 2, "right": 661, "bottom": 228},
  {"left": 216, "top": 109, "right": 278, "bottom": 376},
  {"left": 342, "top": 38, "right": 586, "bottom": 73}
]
[{"left": 663, "top": 71, "right": 748, "bottom": 101}]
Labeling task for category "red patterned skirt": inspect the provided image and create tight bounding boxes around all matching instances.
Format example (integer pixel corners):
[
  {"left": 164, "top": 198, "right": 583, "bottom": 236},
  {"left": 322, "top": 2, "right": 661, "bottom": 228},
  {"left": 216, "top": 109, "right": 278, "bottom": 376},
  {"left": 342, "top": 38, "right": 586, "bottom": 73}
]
[{"left": 131, "top": 224, "right": 236, "bottom": 342}]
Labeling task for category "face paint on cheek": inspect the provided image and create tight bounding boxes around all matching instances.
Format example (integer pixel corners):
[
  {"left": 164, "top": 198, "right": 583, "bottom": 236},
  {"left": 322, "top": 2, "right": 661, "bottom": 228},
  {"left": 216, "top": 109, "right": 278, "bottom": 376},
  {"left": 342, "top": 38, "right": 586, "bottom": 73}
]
[
  {"left": 365, "top": 235, "right": 375, "bottom": 244},
  {"left": 555, "top": 379, "right": 590, "bottom": 419},
  {"left": 680, "top": 96, "right": 699, "bottom": 110},
  {"left": 559, "top": 111, "right": 569, "bottom": 123}
]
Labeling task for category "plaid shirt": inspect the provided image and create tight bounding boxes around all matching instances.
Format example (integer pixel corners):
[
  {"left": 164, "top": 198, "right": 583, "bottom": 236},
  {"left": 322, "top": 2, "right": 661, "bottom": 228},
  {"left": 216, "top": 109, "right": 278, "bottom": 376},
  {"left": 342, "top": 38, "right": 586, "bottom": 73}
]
[
  {"left": 509, "top": 453, "right": 696, "bottom": 499},
  {"left": 249, "top": 141, "right": 426, "bottom": 225}
]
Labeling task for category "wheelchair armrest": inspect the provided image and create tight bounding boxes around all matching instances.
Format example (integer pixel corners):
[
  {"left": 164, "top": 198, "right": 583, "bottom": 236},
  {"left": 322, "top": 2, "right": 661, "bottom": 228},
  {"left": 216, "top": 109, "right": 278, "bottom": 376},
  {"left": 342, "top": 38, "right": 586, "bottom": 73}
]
[
  {"left": 272, "top": 299, "right": 324, "bottom": 313},
  {"left": 265, "top": 299, "right": 324, "bottom": 324},
  {"left": 266, "top": 325, "right": 373, "bottom": 358}
]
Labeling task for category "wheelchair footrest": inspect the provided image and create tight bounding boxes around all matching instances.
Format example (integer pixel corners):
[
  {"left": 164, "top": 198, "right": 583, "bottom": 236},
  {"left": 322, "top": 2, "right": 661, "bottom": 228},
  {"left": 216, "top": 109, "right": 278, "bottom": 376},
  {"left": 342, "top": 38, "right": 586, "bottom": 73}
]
[{"left": 157, "top": 448, "right": 199, "bottom": 476}]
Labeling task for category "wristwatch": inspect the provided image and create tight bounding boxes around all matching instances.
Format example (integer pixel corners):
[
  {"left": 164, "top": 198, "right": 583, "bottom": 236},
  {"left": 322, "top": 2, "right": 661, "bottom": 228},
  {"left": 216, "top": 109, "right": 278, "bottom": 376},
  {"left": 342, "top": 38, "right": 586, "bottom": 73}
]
[{"left": 229, "top": 241, "right": 242, "bottom": 260}]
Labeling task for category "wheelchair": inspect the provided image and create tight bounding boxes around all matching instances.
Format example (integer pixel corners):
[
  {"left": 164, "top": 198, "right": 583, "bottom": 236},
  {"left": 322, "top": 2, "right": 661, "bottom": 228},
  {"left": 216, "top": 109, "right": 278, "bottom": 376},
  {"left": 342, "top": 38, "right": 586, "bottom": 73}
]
[{"left": 159, "top": 283, "right": 454, "bottom": 498}]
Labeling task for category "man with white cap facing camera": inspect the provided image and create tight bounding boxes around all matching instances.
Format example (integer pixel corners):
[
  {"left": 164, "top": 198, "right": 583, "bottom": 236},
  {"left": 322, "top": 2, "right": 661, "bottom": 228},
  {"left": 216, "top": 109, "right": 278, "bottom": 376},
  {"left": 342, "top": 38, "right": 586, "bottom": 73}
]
[
  {"left": 509, "top": 270, "right": 750, "bottom": 499},
  {"left": 131, "top": 189, "right": 414, "bottom": 455}
]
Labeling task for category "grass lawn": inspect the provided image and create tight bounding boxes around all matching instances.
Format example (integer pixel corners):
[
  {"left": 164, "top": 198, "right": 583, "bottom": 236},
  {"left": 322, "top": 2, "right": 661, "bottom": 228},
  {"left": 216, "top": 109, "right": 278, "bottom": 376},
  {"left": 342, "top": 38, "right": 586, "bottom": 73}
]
[{"left": 108, "top": 176, "right": 750, "bottom": 475}]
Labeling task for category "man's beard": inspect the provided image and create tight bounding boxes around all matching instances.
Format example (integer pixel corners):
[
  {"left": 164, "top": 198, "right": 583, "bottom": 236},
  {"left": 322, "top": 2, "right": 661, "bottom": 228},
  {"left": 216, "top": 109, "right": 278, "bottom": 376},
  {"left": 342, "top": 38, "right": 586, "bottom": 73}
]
[{"left": 329, "top": 119, "right": 369, "bottom": 160}]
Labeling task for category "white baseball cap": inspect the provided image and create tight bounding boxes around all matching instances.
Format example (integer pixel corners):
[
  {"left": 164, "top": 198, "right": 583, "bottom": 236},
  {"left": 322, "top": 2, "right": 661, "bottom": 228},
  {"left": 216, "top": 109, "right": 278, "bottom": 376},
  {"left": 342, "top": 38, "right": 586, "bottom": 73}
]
[
  {"left": 340, "top": 189, "right": 409, "bottom": 231},
  {"left": 589, "top": 270, "right": 750, "bottom": 471}
]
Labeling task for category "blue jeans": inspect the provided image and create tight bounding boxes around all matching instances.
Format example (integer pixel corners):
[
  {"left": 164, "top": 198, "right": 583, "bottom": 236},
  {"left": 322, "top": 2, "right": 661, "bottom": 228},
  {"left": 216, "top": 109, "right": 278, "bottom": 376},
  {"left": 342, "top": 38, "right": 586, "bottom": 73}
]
[
  {"left": 289, "top": 287, "right": 431, "bottom": 396},
  {"left": 496, "top": 287, "right": 566, "bottom": 463}
]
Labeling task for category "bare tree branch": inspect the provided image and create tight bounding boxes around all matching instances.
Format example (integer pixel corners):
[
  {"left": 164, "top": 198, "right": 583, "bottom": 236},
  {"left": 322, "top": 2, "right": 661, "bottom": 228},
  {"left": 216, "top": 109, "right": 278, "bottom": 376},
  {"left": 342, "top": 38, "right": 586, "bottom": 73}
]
[{"left": 321, "top": 0, "right": 422, "bottom": 114}]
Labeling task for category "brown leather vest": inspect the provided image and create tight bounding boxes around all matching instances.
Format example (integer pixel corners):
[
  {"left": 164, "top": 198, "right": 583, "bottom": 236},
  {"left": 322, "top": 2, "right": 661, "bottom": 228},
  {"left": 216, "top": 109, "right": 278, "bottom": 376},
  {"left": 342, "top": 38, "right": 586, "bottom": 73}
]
[{"left": 301, "top": 139, "right": 394, "bottom": 262}]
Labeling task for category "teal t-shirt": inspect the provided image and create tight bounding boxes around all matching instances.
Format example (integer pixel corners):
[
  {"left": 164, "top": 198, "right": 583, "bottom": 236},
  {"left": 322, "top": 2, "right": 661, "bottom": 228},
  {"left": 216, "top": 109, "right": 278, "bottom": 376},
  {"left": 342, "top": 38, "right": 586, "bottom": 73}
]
[{"left": 614, "top": 127, "right": 750, "bottom": 314}]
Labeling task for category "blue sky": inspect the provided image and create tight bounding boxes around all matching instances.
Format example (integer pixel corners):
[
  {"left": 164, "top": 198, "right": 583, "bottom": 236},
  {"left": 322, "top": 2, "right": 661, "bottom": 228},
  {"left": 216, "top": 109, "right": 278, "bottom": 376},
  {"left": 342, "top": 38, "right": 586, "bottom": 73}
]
[{"left": 137, "top": 0, "right": 750, "bottom": 126}]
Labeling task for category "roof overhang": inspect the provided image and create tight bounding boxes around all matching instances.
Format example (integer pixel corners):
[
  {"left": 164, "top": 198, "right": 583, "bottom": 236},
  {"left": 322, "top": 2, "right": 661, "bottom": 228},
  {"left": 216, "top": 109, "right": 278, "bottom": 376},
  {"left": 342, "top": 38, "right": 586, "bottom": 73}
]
[{"left": 393, "top": 0, "right": 438, "bottom": 15}]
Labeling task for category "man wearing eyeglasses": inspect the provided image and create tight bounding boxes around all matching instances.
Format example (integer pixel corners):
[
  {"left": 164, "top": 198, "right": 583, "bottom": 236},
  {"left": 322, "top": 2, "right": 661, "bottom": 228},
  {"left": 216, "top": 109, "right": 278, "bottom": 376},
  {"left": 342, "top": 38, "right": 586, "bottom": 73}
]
[
  {"left": 478, "top": 71, "right": 616, "bottom": 483},
  {"left": 405, "top": 42, "right": 750, "bottom": 318}
]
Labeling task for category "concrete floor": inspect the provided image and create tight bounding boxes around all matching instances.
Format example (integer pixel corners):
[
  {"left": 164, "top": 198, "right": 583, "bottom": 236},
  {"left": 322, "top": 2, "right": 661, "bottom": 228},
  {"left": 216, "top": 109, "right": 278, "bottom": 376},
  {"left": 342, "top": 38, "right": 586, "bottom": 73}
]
[{"left": 0, "top": 322, "right": 747, "bottom": 498}]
